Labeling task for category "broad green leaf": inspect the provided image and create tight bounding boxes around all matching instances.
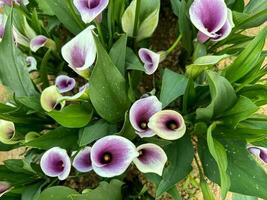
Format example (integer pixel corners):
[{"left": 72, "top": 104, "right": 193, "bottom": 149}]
[
  {"left": 232, "top": 193, "right": 258, "bottom": 200},
  {"left": 38, "top": 186, "right": 78, "bottom": 200},
  {"left": 35, "top": 0, "right": 54, "bottom": 16},
  {"left": 244, "top": 0, "right": 267, "bottom": 13},
  {"left": 26, "top": 127, "right": 78, "bottom": 150},
  {"left": 207, "top": 124, "right": 230, "bottom": 200},
  {"left": 0, "top": 10, "right": 37, "bottom": 97},
  {"left": 199, "top": 138, "right": 267, "bottom": 198},
  {"left": 90, "top": 36, "right": 130, "bottom": 123},
  {"left": 48, "top": 104, "right": 92, "bottom": 128},
  {"left": 167, "top": 187, "right": 182, "bottom": 200},
  {"left": 45, "top": 0, "right": 84, "bottom": 34},
  {"left": 4, "top": 159, "right": 35, "bottom": 174},
  {"left": 109, "top": 34, "right": 127, "bottom": 76},
  {"left": 186, "top": 54, "right": 229, "bottom": 78},
  {"left": 22, "top": 181, "right": 45, "bottom": 200},
  {"left": 160, "top": 69, "right": 188, "bottom": 108},
  {"left": 78, "top": 120, "right": 116, "bottom": 147},
  {"left": 118, "top": 112, "right": 136, "bottom": 140},
  {"left": 219, "top": 96, "right": 258, "bottom": 127},
  {"left": 238, "top": 84, "right": 267, "bottom": 106},
  {"left": 125, "top": 47, "right": 144, "bottom": 71},
  {"left": 225, "top": 27, "right": 267, "bottom": 82},
  {"left": 239, "top": 115, "right": 267, "bottom": 130},
  {"left": 156, "top": 135, "right": 194, "bottom": 197},
  {"left": 15, "top": 96, "right": 43, "bottom": 113},
  {"left": 196, "top": 71, "right": 237, "bottom": 120}
]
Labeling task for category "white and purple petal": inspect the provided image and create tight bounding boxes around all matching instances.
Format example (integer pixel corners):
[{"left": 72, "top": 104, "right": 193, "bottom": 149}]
[
  {"left": 91, "top": 135, "right": 138, "bottom": 178},
  {"left": 148, "top": 110, "right": 186, "bottom": 140},
  {"left": 138, "top": 48, "right": 160, "bottom": 75},
  {"left": 40, "top": 147, "right": 71, "bottom": 180},
  {"left": 61, "top": 25, "right": 96, "bottom": 79},
  {"left": 30, "top": 35, "right": 48, "bottom": 52},
  {"left": 0, "top": 182, "right": 11, "bottom": 197},
  {"left": 0, "top": 120, "right": 15, "bottom": 144},
  {"left": 57, "top": 83, "right": 90, "bottom": 102},
  {"left": 133, "top": 143, "right": 167, "bottom": 176},
  {"left": 55, "top": 75, "right": 76, "bottom": 93},
  {"left": 73, "top": 0, "right": 109, "bottom": 24},
  {"left": 248, "top": 146, "right": 267, "bottom": 164},
  {"left": 40, "top": 86, "right": 65, "bottom": 112},
  {"left": 73, "top": 147, "right": 93, "bottom": 173},
  {"left": 26, "top": 56, "right": 37, "bottom": 72},
  {"left": 189, "top": 0, "right": 228, "bottom": 40},
  {"left": 129, "top": 96, "right": 162, "bottom": 138}
]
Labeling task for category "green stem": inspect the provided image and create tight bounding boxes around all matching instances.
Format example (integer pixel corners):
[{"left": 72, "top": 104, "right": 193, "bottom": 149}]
[
  {"left": 95, "top": 21, "right": 107, "bottom": 49},
  {"left": 40, "top": 49, "right": 52, "bottom": 89},
  {"left": 166, "top": 34, "right": 182, "bottom": 55},
  {"left": 133, "top": 0, "right": 141, "bottom": 37},
  {"left": 66, "top": 0, "right": 85, "bottom": 30},
  {"left": 107, "top": 0, "right": 114, "bottom": 49}
]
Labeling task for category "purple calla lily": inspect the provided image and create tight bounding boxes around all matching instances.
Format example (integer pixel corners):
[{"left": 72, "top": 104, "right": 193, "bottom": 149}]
[
  {"left": 73, "top": 0, "right": 109, "bottom": 24},
  {"left": 189, "top": 0, "right": 234, "bottom": 43},
  {"left": 40, "top": 147, "right": 71, "bottom": 180},
  {"left": 148, "top": 110, "right": 186, "bottom": 140},
  {"left": 248, "top": 146, "right": 267, "bottom": 164},
  {"left": 133, "top": 143, "right": 167, "bottom": 176},
  {"left": 30, "top": 35, "right": 48, "bottom": 52},
  {"left": 129, "top": 96, "right": 162, "bottom": 138},
  {"left": 73, "top": 147, "right": 93, "bottom": 173},
  {"left": 0, "top": 182, "right": 11, "bottom": 197},
  {"left": 91, "top": 135, "right": 138, "bottom": 178},
  {"left": 58, "top": 83, "right": 90, "bottom": 102},
  {"left": 138, "top": 48, "right": 161, "bottom": 75},
  {"left": 0, "top": 14, "right": 6, "bottom": 41},
  {"left": 61, "top": 25, "right": 96, "bottom": 79},
  {"left": 55, "top": 75, "right": 76, "bottom": 93}
]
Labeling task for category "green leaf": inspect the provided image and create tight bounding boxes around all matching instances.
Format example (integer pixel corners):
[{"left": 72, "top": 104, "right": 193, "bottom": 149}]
[
  {"left": 71, "top": 180, "right": 123, "bottom": 200},
  {"left": 48, "top": 104, "right": 92, "bottom": 128},
  {"left": 118, "top": 112, "right": 136, "bottom": 140},
  {"left": 22, "top": 181, "right": 45, "bottom": 200},
  {"left": 35, "top": 0, "right": 54, "bottom": 15},
  {"left": 109, "top": 34, "right": 127, "bottom": 76},
  {"left": 238, "top": 84, "right": 267, "bottom": 106},
  {"left": 0, "top": 10, "right": 37, "bottom": 97},
  {"left": 45, "top": 0, "right": 84, "bottom": 34},
  {"left": 219, "top": 96, "right": 258, "bottom": 127},
  {"left": 38, "top": 186, "right": 78, "bottom": 200},
  {"left": 199, "top": 178, "right": 215, "bottom": 200},
  {"left": 196, "top": 71, "right": 237, "bottom": 120},
  {"left": 231, "top": 193, "right": 258, "bottom": 200},
  {"left": 26, "top": 127, "right": 78, "bottom": 150},
  {"left": 156, "top": 135, "right": 194, "bottom": 197},
  {"left": 225, "top": 27, "right": 267, "bottom": 82},
  {"left": 186, "top": 54, "right": 229, "bottom": 79},
  {"left": 15, "top": 96, "right": 43, "bottom": 113},
  {"left": 125, "top": 47, "right": 144, "bottom": 71},
  {"left": 160, "top": 69, "right": 188, "bottom": 108},
  {"left": 78, "top": 120, "right": 115, "bottom": 147},
  {"left": 4, "top": 159, "right": 35, "bottom": 174},
  {"left": 207, "top": 123, "right": 230, "bottom": 200},
  {"left": 90, "top": 36, "right": 130, "bottom": 123},
  {"left": 199, "top": 138, "right": 267, "bottom": 198}
]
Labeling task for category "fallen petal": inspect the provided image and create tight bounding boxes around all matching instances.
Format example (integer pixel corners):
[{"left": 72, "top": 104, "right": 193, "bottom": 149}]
[
  {"left": 55, "top": 75, "right": 76, "bottom": 93},
  {"left": 133, "top": 143, "right": 167, "bottom": 176},
  {"left": 129, "top": 96, "right": 162, "bottom": 138},
  {"left": 148, "top": 110, "right": 186, "bottom": 140},
  {"left": 138, "top": 48, "right": 160, "bottom": 75},
  {"left": 40, "top": 86, "right": 65, "bottom": 112},
  {"left": 73, "top": 0, "right": 109, "bottom": 24},
  {"left": 40, "top": 147, "right": 71, "bottom": 180},
  {"left": 73, "top": 147, "right": 93, "bottom": 172},
  {"left": 91, "top": 135, "right": 138, "bottom": 178}
]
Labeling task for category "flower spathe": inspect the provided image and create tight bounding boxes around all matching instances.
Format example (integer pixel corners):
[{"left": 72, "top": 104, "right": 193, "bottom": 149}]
[
  {"left": 133, "top": 143, "right": 167, "bottom": 176},
  {"left": 73, "top": 147, "right": 93, "bottom": 173},
  {"left": 129, "top": 96, "right": 162, "bottom": 138},
  {"left": 30, "top": 35, "right": 48, "bottom": 52},
  {"left": 73, "top": 0, "right": 109, "bottom": 24},
  {"left": 148, "top": 110, "right": 186, "bottom": 140},
  {"left": 26, "top": 56, "right": 37, "bottom": 72},
  {"left": 40, "top": 147, "right": 71, "bottom": 180},
  {"left": 61, "top": 25, "right": 96, "bottom": 79},
  {"left": 57, "top": 83, "right": 90, "bottom": 102},
  {"left": 189, "top": 0, "right": 234, "bottom": 43},
  {"left": 55, "top": 75, "right": 76, "bottom": 93},
  {"left": 139, "top": 48, "right": 160, "bottom": 75},
  {"left": 0, "top": 119, "right": 15, "bottom": 144},
  {"left": 40, "top": 86, "right": 65, "bottom": 112},
  {"left": 248, "top": 145, "right": 267, "bottom": 164},
  {"left": 91, "top": 135, "right": 138, "bottom": 178},
  {"left": 0, "top": 182, "right": 11, "bottom": 197}
]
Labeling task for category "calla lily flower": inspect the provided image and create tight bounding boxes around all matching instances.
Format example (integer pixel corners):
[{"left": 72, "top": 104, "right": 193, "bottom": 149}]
[
  {"left": 133, "top": 143, "right": 167, "bottom": 176},
  {"left": 30, "top": 35, "right": 48, "bottom": 52},
  {"left": 148, "top": 110, "right": 186, "bottom": 140},
  {"left": 14, "top": 0, "right": 29, "bottom": 5},
  {"left": 0, "top": 14, "right": 6, "bottom": 41},
  {"left": 13, "top": 26, "right": 30, "bottom": 47},
  {"left": 58, "top": 83, "right": 90, "bottom": 102},
  {"left": 129, "top": 96, "right": 162, "bottom": 138},
  {"left": 0, "top": 182, "right": 11, "bottom": 197},
  {"left": 91, "top": 135, "right": 138, "bottom": 178},
  {"left": 189, "top": 0, "right": 234, "bottom": 43},
  {"left": 26, "top": 56, "right": 37, "bottom": 72},
  {"left": 248, "top": 146, "right": 267, "bottom": 164},
  {"left": 73, "top": 0, "right": 109, "bottom": 24},
  {"left": 55, "top": 75, "right": 76, "bottom": 93},
  {"left": 0, "top": 119, "right": 16, "bottom": 144},
  {"left": 61, "top": 25, "right": 96, "bottom": 79},
  {"left": 73, "top": 147, "right": 93, "bottom": 173},
  {"left": 40, "top": 86, "right": 65, "bottom": 112},
  {"left": 138, "top": 48, "right": 161, "bottom": 75},
  {"left": 40, "top": 147, "right": 71, "bottom": 180}
]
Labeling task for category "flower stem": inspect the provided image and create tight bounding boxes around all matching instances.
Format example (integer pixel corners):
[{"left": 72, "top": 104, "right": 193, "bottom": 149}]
[
  {"left": 40, "top": 49, "right": 51, "bottom": 89},
  {"left": 95, "top": 21, "right": 107, "bottom": 49},
  {"left": 133, "top": 0, "right": 141, "bottom": 37},
  {"left": 166, "top": 34, "right": 182, "bottom": 55}
]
